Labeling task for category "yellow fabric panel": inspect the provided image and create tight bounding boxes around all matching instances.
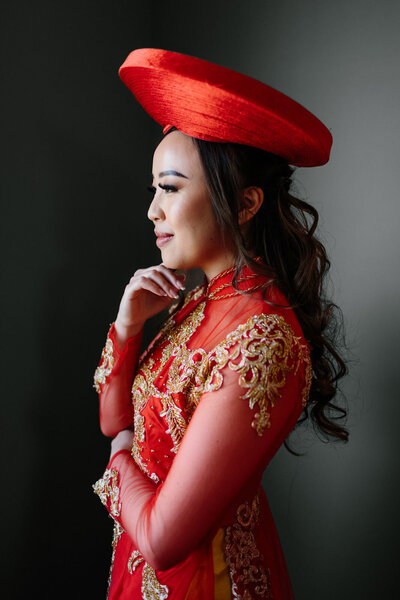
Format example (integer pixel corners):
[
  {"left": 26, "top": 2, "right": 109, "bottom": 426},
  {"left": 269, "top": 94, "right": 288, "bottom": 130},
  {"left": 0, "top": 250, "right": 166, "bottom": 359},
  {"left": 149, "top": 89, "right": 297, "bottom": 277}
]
[{"left": 212, "top": 528, "right": 231, "bottom": 599}]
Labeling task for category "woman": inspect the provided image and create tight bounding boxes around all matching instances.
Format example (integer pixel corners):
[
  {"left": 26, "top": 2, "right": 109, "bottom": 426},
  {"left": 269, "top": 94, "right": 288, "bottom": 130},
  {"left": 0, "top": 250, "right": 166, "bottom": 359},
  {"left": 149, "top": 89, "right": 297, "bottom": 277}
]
[{"left": 93, "top": 49, "right": 348, "bottom": 599}]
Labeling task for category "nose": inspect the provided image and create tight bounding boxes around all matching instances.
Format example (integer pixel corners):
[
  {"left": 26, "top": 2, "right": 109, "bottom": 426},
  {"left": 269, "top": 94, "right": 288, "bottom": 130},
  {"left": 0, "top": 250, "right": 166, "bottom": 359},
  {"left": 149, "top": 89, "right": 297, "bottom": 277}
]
[{"left": 147, "top": 193, "right": 164, "bottom": 223}]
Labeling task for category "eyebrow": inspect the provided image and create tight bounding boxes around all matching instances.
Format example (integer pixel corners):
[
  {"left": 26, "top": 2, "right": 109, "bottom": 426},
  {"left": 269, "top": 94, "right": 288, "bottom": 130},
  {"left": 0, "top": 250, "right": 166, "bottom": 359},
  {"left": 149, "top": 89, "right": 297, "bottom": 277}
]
[{"left": 152, "top": 170, "right": 189, "bottom": 179}]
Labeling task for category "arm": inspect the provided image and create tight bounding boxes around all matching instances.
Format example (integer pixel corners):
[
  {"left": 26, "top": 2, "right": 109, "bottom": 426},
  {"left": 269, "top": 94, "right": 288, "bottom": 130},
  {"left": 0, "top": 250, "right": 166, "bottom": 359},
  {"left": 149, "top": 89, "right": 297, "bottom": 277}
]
[
  {"left": 94, "top": 323, "right": 143, "bottom": 437},
  {"left": 94, "top": 318, "right": 311, "bottom": 570},
  {"left": 93, "top": 264, "right": 186, "bottom": 437}
]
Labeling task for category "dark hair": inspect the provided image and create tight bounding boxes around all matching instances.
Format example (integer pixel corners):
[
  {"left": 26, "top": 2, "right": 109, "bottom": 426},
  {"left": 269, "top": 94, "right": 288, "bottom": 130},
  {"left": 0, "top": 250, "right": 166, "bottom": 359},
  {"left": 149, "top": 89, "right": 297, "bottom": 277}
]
[{"left": 165, "top": 127, "right": 349, "bottom": 454}]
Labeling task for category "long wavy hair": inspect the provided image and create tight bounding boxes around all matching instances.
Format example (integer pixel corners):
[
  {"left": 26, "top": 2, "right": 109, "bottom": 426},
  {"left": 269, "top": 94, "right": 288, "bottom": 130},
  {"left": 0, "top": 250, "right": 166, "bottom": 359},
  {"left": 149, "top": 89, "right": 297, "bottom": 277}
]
[{"left": 165, "top": 127, "right": 349, "bottom": 453}]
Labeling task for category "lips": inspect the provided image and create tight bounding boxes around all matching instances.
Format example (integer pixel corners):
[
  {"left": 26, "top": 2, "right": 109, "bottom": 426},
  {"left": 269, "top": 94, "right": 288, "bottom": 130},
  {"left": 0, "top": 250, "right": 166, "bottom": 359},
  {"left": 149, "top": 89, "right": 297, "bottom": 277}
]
[{"left": 155, "top": 231, "right": 174, "bottom": 247}]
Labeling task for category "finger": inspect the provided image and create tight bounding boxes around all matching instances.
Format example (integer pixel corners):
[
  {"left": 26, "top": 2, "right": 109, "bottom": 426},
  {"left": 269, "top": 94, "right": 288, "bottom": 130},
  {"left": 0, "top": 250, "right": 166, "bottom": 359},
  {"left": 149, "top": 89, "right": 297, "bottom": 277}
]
[
  {"left": 141, "top": 265, "right": 183, "bottom": 293},
  {"left": 140, "top": 276, "right": 177, "bottom": 299},
  {"left": 143, "top": 272, "right": 181, "bottom": 298},
  {"left": 153, "top": 264, "right": 186, "bottom": 290},
  {"left": 161, "top": 262, "right": 185, "bottom": 278},
  {"left": 125, "top": 277, "right": 167, "bottom": 299}
]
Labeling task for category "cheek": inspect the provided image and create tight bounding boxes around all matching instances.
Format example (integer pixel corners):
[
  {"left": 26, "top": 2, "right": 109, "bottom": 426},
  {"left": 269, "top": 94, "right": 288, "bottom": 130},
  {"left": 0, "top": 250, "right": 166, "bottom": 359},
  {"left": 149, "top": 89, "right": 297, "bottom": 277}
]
[{"left": 169, "top": 194, "right": 217, "bottom": 238}]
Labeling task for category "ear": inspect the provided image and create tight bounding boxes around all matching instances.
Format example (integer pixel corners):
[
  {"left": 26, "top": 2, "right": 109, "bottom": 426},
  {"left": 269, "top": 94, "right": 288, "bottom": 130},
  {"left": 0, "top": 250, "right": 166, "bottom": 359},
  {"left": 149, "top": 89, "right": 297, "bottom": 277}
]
[{"left": 238, "top": 186, "right": 264, "bottom": 225}]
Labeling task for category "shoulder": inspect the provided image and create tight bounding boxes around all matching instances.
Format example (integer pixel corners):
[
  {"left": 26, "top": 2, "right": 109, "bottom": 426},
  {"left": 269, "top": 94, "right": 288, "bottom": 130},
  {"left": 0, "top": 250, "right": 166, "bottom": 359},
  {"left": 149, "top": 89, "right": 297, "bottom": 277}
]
[
  {"left": 209, "top": 310, "right": 310, "bottom": 385},
  {"left": 234, "top": 279, "right": 307, "bottom": 341},
  {"left": 203, "top": 298, "right": 312, "bottom": 435}
]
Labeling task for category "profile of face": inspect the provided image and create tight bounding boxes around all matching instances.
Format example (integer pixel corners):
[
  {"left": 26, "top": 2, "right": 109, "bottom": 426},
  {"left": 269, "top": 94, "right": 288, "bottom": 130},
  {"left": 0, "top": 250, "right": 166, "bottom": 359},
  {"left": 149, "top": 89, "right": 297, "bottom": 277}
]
[{"left": 148, "top": 130, "right": 235, "bottom": 278}]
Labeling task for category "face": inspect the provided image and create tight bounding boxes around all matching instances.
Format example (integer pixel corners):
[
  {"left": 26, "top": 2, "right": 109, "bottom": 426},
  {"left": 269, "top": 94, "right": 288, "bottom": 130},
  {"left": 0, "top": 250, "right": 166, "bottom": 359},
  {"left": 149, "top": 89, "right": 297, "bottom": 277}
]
[{"left": 148, "top": 130, "right": 234, "bottom": 277}]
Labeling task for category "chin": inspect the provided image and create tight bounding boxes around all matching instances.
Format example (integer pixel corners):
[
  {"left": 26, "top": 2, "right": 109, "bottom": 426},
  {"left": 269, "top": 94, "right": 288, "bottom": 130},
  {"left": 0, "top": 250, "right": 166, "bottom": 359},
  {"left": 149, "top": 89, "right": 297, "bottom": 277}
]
[
  {"left": 160, "top": 252, "right": 181, "bottom": 271},
  {"left": 161, "top": 250, "right": 191, "bottom": 272}
]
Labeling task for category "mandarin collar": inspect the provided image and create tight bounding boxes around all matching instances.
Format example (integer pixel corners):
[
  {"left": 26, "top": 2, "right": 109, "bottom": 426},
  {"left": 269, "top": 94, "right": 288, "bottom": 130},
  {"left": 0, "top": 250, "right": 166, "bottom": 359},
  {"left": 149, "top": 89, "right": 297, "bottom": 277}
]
[{"left": 201, "top": 258, "right": 266, "bottom": 301}]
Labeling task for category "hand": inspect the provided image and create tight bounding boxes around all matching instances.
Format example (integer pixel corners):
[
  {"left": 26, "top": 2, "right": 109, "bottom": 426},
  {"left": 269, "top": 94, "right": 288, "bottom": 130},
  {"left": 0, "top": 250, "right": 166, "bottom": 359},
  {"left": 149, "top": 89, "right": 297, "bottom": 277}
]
[
  {"left": 114, "top": 263, "right": 185, "bottom": 347},
  {"left": 110, "top": 429, "right": 135, "bottom": 461}
]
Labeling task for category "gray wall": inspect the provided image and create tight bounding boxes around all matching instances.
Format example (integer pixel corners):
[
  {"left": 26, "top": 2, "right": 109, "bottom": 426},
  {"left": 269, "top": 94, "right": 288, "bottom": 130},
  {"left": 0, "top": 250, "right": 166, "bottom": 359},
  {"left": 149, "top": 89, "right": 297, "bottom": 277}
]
[{"left": 1, "top": 0, "right": 398, "bottom": 597}]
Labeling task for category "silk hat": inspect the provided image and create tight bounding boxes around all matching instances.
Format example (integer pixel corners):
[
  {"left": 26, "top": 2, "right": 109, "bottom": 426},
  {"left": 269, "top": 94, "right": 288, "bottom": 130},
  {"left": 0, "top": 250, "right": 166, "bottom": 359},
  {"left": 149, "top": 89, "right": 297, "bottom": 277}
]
[{"left": 119, "top": 48, "right": 332, "bottom": 167}]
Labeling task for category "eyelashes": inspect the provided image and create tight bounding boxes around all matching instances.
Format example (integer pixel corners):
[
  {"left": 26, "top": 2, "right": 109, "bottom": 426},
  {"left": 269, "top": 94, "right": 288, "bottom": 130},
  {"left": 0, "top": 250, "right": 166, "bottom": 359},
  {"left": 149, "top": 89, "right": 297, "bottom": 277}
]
[{"left": 147, "top": 184, "right": 178, "bottom": 195}]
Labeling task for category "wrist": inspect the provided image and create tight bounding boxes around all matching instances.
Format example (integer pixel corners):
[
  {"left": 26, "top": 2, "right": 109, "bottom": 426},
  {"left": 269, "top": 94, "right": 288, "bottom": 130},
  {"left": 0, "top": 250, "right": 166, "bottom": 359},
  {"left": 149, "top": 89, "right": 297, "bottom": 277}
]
[
  {"left": 114, "top": 320, "right": 143, "bottom": 350},
  {"left": 108, "top": 448, "right": 131, "bottom": 468}
]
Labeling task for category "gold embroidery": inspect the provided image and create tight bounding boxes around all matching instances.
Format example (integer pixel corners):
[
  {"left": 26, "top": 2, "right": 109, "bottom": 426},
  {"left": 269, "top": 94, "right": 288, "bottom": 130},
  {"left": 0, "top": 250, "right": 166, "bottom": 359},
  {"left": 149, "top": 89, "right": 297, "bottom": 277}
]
[
  {"left": 205, "top": 260, "right": 265, "bottom": 300},
  {"left": 166, "top": 344, "right": 209, "bottom": 420},
  {"left": 107, "top": 522, "right": 124, "bottom": 597},
  {"left": 93, "top": 326, "right": 114, "bottom": 393},
  {"left": 130, "top": 306, "right": 311, "bottom": 485},
  {"left": 169, "top": 300, "right": 206, "bottom": 348},
  {"left": 204, "top": 313, "right": 311, "bottom": 436},
  {"left": 156, "top": 301, "right": 206, "bottom": 453},
  {"left": 127, "top": 551, "right": 169, "bottom": 600},
  {"left": 93, "top": 470, "right": 124, "bottom": 597},
  {"left": 94, "top": 470, "right": 168, "bottom": 597},
  {"left": 208, "top": 282, "right": 265, "bottom": 301},
  {"left": 187, "top": 284, "right": 206, "bottom": 303},
  {"left": 131, "top": 442, "right": 160, "bottom": 484},
  {"left": 131, "top": 301, "right": 206, "bottom": 473},
  {"left": 93, "top": 468, "right": 121, "bottom": 518},
  {"left": 128, "top": 550, "right": 144, "bottom": 574},
  {"left": 139, "top": 321, "right": 175, "bottom": 367},
  {"left": 206, "top": 264, "right": 236, "bottom": 292},
  {"left": 159, "top": 393, "right": 188, "bottom": 453},
  {"left": 141, "top": 563, "right": 169, "bottom": 599},
  {"left": 139, "top": 284, "right": 205, "bottom": 366},
  {"left": 207, "top": 272, "right": 264, "bottom": 301},
  {"left": 224, "top": 494, "right": 273, "bottom": 599},
  {"left": 134, "top": 301, "right": 206, "bottom": 398},
  {"left": 169, "top": 283, "right": 205, "bottom": 314}
]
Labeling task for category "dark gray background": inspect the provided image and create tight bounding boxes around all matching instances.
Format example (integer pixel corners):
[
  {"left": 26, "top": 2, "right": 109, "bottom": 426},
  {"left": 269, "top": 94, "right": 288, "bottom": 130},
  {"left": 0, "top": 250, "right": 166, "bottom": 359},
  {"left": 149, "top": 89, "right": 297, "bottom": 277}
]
[{"left": 1, "top": 0, "right": 399, "bottom": 598}]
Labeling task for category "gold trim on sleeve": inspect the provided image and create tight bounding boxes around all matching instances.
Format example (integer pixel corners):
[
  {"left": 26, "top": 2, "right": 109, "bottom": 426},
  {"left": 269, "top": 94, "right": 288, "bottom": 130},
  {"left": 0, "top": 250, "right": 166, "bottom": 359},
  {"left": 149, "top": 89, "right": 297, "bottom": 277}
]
[
  {"left": 92, "top": 468, "right": 121, "bottom": 518},
  {"left": 93, "top": 326, "right": 115, "bottom": 393}
]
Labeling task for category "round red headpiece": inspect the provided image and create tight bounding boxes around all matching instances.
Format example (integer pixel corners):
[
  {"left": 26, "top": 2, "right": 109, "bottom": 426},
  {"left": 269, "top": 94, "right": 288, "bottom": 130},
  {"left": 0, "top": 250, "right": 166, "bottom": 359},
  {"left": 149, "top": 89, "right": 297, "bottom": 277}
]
[{"left": 119, "top": 48, "right": 332, "bottom": 167}]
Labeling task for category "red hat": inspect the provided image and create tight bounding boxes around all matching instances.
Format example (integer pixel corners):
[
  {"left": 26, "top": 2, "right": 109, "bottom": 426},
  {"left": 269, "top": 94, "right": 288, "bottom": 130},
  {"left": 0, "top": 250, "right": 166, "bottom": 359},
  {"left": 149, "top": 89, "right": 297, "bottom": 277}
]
[{"left": 119, "top": 48, "right": 332, "bottom": 167}]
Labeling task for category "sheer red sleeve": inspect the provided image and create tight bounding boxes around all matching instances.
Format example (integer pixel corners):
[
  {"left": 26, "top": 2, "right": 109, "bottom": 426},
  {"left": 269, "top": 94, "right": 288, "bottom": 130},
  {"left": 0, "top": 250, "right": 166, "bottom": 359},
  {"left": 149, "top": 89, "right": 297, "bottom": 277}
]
[
  {"left": 93, "top": 323, "right": 143, "bottom": 437},
  {"left": 93, "top": 314, "right": 311, "bottom": 571}
]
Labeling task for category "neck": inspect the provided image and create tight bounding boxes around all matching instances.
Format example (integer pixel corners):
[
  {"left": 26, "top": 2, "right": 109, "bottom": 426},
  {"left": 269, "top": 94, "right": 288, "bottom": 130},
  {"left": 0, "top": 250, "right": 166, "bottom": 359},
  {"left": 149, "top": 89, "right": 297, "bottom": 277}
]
[{"left": 202, "top": 252, "right": 236, "bottom": 283}]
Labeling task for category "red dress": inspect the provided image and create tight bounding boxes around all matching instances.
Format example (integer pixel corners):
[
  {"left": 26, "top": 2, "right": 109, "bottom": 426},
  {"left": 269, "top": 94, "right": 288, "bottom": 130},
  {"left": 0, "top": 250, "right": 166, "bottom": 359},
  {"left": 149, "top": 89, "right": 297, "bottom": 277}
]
[{"left": 93, "top": 263, "right": 312, "bottom": 599}]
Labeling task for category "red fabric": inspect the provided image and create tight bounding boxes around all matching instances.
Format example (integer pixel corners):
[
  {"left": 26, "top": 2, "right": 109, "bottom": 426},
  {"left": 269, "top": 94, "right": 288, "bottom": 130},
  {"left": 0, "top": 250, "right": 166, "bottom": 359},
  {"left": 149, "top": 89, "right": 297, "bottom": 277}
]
[
  {"left": 97, "top": 324, "right": 143, "bottom": 437},
  {"left": 94, "top": 263, "right": 312, "bottom": 598},
  {"left": 118, "top": 47, "right": 332, "bottom": 167}
]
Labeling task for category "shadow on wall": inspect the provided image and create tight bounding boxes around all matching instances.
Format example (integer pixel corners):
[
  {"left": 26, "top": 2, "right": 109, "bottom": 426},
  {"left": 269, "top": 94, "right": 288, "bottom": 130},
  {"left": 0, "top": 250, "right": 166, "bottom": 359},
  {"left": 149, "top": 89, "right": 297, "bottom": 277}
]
[{"left": 264, "top": 292, "right": 400, "bottom": 598}]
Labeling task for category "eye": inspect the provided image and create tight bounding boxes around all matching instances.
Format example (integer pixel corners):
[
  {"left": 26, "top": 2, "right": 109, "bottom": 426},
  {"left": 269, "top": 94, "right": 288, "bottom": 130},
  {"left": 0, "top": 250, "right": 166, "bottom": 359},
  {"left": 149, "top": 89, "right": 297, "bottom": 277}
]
[
  {"left": 159, "top": 183, "right": 177, "bottom": 193},
  {"left": 147, "top": 183, "right": 178, "bottom": 196}
]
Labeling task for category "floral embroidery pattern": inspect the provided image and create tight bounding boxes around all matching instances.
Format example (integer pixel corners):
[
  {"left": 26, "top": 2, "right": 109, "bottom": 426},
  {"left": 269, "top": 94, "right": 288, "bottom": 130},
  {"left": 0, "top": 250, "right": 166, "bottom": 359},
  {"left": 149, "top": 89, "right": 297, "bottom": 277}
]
[
  {"left": 224, "top": 494, "right": 273, "bottom": 599},
  {"left": 128, "top": 550, "right": 144, "bottom": 574},
  {"left": 203, "top": 313, "right": 311, "bottom": 435},
  {"left": 93, "top": 475, "right": 169, "bottom": 599},
  {"left": 128, "top": 550, "right": 169, "bottom": 599},
  {"left": 93, "top": 326, "right": 115, "bottom": 393},
  {"left": 130, "top": 301, "right": 206, "bottom": 477},
  {"left": 130, "top": 308, "right": 311, "bottom": 485},
  {"left": 93, "top": 468, "right": 121, "bottom": 518},
  {"left": 107, "top": 522, "right": 124, "bottom": 597},
  {"left": 141, "top": 563, "right": 169, "bottom": 600},
  {"left": 93, "top": 470, "right": 124, "bottom": 597}
]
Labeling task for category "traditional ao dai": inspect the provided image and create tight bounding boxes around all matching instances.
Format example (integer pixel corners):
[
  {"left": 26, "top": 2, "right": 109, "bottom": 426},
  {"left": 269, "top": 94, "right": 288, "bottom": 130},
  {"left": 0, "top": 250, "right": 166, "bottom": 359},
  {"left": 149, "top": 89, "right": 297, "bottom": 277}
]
[{"left": 93, "top": 262, "right": 312, "bottom": 599}]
